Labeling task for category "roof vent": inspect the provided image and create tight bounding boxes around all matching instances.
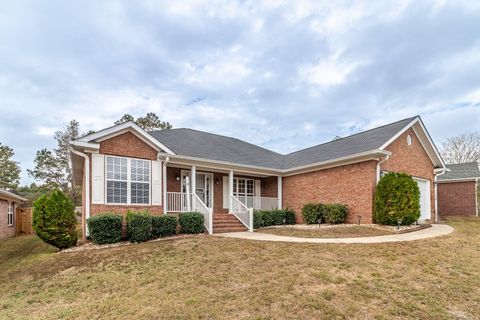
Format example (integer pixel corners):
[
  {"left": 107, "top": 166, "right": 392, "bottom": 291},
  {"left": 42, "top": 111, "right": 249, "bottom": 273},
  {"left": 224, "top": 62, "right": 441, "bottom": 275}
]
[{"left": 331, "top": 136, "right": 342, "bottom": 141}]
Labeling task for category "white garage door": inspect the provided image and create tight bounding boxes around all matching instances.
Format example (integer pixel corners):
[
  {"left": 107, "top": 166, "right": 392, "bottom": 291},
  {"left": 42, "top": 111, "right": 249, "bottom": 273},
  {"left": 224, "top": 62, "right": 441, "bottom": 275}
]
[{"left": 414, "top": 178, "right": 431, "bottom": 221}]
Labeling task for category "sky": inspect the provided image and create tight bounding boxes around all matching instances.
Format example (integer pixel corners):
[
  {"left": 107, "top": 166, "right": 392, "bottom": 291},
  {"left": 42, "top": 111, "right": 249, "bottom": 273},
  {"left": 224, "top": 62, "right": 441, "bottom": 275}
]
[{"left": 0, "top": 0, "right": 479, "bottom": 185}]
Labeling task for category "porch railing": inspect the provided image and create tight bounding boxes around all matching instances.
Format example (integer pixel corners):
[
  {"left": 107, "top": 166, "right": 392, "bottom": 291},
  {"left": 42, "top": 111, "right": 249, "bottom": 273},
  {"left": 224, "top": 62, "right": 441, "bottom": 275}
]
[
  {"left": 231, "top": 195, "right": 253, "bottom": 232},
  {"left": 237, "top": 196, "right": 279, "bottom": 211},
  {"left": 192, "top": 193, "right": 213, "bottom": 234},
  {"left": 167, "top": 192, "right": 192, "bottom": 212}
]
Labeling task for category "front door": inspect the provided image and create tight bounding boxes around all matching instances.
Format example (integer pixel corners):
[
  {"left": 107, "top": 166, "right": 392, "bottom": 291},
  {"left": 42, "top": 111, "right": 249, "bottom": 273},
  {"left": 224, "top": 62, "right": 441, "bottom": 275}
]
[{"left": 181, "top": 170, "right": 213, "bottom": 209}]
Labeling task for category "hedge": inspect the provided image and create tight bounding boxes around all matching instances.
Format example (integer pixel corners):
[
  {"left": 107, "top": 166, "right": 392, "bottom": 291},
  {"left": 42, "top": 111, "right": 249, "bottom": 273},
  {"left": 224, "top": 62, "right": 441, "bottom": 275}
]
[
  {"left": 253, "top": 209, "right": 296, "bottom": 228},
  {"left": 32, "top": 190, "right": 78, "bottom": 249},
  {"left": 87, "top": 213, "right": 123, "bottom": 244},
  {"left": 178, "top": 212, "right": 204, "bottom": 234},
  {"left": 374, "top": 172, "right": 420, "bottom": 226},
  {"left": 152, "top": 215, "right": 178, "bottom": 238},
  {"left": 322, "top": 204, "right": 348, "bottom": 224},
  {"left": 126, "top": 211, "right": 153, "bottom": 243},
  {"left": 301, "top": 203, "right": 323, "bottom": 224}
]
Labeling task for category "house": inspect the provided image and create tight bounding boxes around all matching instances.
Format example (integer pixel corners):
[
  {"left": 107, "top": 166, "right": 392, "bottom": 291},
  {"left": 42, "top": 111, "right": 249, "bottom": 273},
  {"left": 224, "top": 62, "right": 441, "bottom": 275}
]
[
  {"left": 437, "top": 162, "right": 479, "bottom": 217},
  {"left": 0, "top": 189, "right": 27, "bottom": 240},
  {"left": 70, "top": 115, "right": 446, "bottom": 239}
]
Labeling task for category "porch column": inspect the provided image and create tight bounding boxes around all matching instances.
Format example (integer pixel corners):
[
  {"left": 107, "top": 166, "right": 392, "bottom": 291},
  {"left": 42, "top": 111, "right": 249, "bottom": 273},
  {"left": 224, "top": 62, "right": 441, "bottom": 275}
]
[
  {"left": 277, "top": 176, "right": 282, "bottom": 209},
  {"left": 229, "top": 170, "right": 234, "bottom": 213},
  {"left": 162, "top": 162, "right": 168, "bottom": 215},
  {"left": 191, "top": 165, "right": 196, "bottom": 211}
]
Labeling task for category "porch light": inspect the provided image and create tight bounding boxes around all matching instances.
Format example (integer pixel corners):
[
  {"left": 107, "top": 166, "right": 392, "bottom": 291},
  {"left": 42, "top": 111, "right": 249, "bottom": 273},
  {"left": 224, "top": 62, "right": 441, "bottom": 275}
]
[
  {"left": 215, "top": 178, "right": 219, "bottom": 185},
  {"left": 175, "top": 174, "right": 180, "bottom": 181}
]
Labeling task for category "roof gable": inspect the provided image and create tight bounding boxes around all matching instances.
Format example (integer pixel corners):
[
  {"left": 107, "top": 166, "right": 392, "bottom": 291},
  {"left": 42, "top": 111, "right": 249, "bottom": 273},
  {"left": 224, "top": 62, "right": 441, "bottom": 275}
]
[{"left": 438, "top": 162, "right": 480, "bottom": 181}]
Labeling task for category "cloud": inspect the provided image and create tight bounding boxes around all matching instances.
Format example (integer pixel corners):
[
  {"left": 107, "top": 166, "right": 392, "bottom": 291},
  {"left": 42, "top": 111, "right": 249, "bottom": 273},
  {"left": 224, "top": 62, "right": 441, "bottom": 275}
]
[{"left": 0, "top": 0, "right": 479, "bottom": 185}]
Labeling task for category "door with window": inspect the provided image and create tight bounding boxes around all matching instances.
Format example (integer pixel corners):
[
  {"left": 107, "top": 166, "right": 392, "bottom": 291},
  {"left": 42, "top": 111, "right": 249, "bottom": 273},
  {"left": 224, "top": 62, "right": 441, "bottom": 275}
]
[{"left": 181, "top": 171, "right": 213, "bottom": 209}]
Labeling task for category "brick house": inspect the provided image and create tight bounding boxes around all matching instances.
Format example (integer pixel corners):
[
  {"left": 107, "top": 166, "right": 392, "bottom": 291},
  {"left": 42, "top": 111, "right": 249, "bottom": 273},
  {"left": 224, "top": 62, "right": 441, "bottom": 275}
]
[
  {"left": 437, "top": 162, "right": 479, "bottom": 217},
  {"left": 70, "top": 116, "right": 447, "bottom": 239},
  {"left": 0, "top": 189, "right": 26, "bottom": 240}
]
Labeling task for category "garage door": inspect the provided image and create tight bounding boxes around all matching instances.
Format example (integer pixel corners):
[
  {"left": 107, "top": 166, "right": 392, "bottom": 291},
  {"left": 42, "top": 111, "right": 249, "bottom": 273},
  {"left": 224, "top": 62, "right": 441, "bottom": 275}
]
[{"left": 414, "top": 178, "right": 431, "bottom": 221}]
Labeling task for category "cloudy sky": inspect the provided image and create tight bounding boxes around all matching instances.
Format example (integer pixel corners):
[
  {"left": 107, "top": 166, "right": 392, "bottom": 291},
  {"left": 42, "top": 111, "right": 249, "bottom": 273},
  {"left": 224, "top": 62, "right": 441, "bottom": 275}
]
[{"left": 1, "top": 0, "right": 479, "bottom": 185}]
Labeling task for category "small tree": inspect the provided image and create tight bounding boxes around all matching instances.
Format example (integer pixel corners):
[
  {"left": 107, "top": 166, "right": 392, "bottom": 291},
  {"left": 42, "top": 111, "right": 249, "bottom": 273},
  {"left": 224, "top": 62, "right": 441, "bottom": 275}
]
[
  {"left": 374, "top": 172, "right": 420, "bottom": 226},
  {"left": 32, "top": 190, "right": 78, "bottom": 249}
]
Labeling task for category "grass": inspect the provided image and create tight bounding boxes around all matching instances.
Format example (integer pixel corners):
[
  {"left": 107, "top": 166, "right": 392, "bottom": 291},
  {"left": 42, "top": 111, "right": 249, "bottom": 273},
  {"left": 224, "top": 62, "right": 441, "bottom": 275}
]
[
  {"left": 0, "top": 217, "right": 479, "bottom": 319},
  {"left": 257, "top": 225, "right": 395, "bottom": 238}
]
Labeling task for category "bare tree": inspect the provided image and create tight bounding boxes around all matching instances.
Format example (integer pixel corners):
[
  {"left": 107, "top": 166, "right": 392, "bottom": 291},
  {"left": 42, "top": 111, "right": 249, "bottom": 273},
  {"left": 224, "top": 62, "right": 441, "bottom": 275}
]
[{"left": 441, "top": 132, "right": 480, "bottom": 164}]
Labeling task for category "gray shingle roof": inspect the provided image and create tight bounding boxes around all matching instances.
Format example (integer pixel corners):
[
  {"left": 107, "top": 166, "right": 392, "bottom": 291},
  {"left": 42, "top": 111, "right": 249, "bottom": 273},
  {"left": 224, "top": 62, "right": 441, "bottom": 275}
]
[
  {"left": 438, "top": 162, "right": 480, "bottom": 181},
  {"left": 149, "top": 116, "right": 419, "bottom": 170}
]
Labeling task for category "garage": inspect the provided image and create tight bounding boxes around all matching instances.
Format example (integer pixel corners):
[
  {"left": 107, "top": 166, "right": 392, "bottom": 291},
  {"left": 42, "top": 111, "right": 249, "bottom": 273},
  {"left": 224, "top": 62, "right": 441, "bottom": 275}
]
[{"left": 414, "top": 178, "right": 432, "bottom": 221}]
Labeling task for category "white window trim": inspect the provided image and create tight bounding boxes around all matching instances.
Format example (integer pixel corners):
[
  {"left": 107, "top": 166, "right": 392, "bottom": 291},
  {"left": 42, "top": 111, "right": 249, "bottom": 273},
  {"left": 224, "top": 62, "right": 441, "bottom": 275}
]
[
  {"left": 104, "top": 155, "right": 152, "bottom": 206},
  {"left": 7, "top": 201, "right": 14, "bottom": 226},
  {"left": 233, "top": 177, "right": 255, "bottom": 198}
]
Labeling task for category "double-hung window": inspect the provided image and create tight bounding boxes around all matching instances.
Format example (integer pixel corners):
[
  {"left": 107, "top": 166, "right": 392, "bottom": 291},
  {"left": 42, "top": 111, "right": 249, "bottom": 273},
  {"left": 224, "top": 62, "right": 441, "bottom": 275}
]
[
  {"left": 233, "top": 178, "right": 254, "bottom": 199},
  {"left": 106, "top": 156, "right": 150, "bottom": 205},
  {"left": 7, "top": 201, "right": 14, "bottom": 226}
]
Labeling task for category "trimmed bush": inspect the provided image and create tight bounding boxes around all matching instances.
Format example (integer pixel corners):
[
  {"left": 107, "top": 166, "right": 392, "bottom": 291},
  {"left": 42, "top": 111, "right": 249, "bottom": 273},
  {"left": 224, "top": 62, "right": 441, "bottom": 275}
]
[
  {"left": 32, "top": 190, "right": 78, "bottom": 249},
  {"left": 322, "top": 204, "right": 348, "bottom": 224},
  {"left": 87, "top": 213, "right": 123, "bottom": 244},
  {"left": 253, "top": 209, "right": 296, "bottom": 228},
  {"left": 374, "top": 172, "right": 420, "bottom": 226},
  {"left": 126, "top": 211, "right": 153, "bottom": 243},
  {"left": 284, "top": 208, "right": 296, "bottom": 225},
  {"left": 178, "top": 212, "right": 204, "bottom": 234},
  {"left": 152, "top": 215, "right": 177, "bottom": 238},
  {"left": 301, "top": 203, "right": 322, "bottom": 224}
]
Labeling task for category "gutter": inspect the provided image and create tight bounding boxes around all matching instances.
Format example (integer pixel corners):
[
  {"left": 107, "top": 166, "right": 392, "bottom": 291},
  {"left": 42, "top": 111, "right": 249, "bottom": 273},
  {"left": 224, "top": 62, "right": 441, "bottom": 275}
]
[
  {"left": 162, "top": 155, "right": 170, "bottom": 215},
  {"left": 70, "top": 146, "right": 90, "bottom": 240},
  {"left": 476, "top": 178, "right": 479, "bottom": 218},
  {"left": 434, "top": 168, "right": 448, "bottom": 222},
  {"left": 376, "top": 154, "right": 390, "bottom": 184}
]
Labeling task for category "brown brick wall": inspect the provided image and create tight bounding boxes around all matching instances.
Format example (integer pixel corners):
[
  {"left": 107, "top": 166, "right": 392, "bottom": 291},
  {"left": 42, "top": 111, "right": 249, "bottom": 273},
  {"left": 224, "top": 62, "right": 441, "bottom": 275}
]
[
  {"left": 381, "top": 128, "right": 435, "bottom": 220},
  {"left": 99, "top": 131, "right": 158, "bottom": 160},
  {"left": 261, "top": 176, "right": 278, "bottom": 198},
  {"left": 0, "top": 199, "right": 16, "bottom": 240},
  {"left": 438, "top": 181, "right": 477, "bottom": 216},
  {"left": 283, "top": 161, "right": 378, "bottom": 224}
]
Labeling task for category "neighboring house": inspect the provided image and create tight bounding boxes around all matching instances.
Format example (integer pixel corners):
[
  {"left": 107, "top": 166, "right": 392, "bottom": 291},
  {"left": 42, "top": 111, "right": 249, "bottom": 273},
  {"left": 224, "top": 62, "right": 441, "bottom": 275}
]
[
  {"left": 0, "top": 189, "right": 27, "bottom": 240},
  {"left": 70, "top": 115, "right": 446, "bottom": 239},
  {"left": 437, "top": 162, "right": 480, "bottom": 217}
]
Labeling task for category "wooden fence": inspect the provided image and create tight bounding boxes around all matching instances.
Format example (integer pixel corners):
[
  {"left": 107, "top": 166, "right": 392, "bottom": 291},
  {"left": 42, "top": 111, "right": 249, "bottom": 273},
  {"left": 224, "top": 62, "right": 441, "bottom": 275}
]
[{"left": 16, "top": 207, "right": 33, "bottom": 236}]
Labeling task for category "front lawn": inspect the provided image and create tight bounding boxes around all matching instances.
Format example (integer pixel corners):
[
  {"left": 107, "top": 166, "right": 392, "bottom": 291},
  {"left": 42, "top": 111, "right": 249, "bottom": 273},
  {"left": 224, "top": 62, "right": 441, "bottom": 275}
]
[
  {"left": 257, "top": 225, "right": 395, "bottom": 238},
  {"left": 1, "top": 218, "right": 479, "bottom": 319}
]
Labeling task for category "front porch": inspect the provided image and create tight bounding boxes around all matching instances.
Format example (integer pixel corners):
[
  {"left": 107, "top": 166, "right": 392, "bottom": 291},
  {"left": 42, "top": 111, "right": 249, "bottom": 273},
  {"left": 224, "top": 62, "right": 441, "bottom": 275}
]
[{"left": 163, "top": 166, "right": 281, "bottom": 234}]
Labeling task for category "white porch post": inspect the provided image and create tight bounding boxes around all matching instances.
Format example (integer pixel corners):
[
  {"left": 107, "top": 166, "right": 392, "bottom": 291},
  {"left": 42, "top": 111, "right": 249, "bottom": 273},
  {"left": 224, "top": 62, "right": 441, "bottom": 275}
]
[
  {"left": 191, "top": 165, "right": 196, "bottom": 211},
  {"left": 229, "top": 170, "right": 234, "bottom": 213},
  {"left": 162, "top": 161, "right": 168, "bottom": 215},
  {"left": 277, "top": 176, "right": 282, "bottom": 209}
]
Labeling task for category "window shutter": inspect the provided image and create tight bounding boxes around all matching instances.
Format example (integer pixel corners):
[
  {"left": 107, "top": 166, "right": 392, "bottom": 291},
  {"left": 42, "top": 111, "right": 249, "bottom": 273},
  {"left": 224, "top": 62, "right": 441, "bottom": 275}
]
[
  {"left": 255, "top": 180, "right": 261, "bottom": 197},
  {"left": 151, "top": 160, "right": 162, "bottom": 205},
  {"left": 223, "top": 176, "right": 229, "bottom": 209},
  {"left": 91, "top": 154, "right": 105, "bottom": 204}
]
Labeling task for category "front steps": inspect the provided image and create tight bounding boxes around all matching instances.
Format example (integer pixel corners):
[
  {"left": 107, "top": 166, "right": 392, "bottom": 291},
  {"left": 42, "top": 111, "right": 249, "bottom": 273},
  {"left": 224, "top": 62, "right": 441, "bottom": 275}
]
[{"left": 213, "top": 213, "right": 248, "bottom": 233}]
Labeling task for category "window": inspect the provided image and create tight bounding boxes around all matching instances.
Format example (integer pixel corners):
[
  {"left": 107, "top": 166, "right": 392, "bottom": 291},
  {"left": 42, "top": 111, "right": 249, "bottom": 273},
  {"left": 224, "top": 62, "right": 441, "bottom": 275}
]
[
  {"left": 106, "top": 156, "right": 150, "bottom": 204},
  {"left": 7, "top": 201, "right": 14, "bottom": 226},
  {"left": 233, "top": 178, "right": 254, "bottom": 198},
  {"left": 407, "top": 134, "right": 412, "bottom": 146}
]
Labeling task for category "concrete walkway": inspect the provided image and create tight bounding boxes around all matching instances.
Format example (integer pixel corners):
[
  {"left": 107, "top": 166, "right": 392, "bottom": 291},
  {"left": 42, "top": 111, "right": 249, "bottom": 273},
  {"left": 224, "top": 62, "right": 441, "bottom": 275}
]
[{"left": 214, "top": 224, "right": 454, "bottom": 244}]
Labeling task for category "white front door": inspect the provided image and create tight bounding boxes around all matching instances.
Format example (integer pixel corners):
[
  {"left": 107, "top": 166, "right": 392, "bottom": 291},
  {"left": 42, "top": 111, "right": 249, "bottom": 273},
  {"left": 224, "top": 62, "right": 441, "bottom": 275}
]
[
  {"left": 181, "top": 170, "right": 213, "bottom": 209},
  {"left": 414, "top": 178, "right": 431, "bottom": 221}
]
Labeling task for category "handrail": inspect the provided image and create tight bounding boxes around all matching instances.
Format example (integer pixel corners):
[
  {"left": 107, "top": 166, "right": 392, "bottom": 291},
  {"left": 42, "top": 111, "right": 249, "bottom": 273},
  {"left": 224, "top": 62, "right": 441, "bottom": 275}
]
[
  {"left": 192, "top": 193, "right": 213, "bottom": 234},
  {"left": 231, "top": 195, "right": 253, "bottom": 232},
  {"left": 236, "top": 196, "right": 279, "bottom": 211},
  {"left": 166, "top": 192, "right": 191, "bottom": 212}
]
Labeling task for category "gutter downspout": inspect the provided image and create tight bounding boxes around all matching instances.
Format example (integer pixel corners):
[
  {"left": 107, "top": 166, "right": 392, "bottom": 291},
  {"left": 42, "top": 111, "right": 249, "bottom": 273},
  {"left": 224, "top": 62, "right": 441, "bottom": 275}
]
[
  {"left": 70, "top": 146, "right": 90, "bottom": 240},
  {"left": 434, "top": 169, "right": 447, "bottom": 222},
  {"left": 376, "top": 154, "right": 390, "bottom": 184},
  {"left": 162, "top": 156, "right": 170, "bottom": 215},
  {"left": 475, "top": 177, "right": 479, "bottom": 218}
]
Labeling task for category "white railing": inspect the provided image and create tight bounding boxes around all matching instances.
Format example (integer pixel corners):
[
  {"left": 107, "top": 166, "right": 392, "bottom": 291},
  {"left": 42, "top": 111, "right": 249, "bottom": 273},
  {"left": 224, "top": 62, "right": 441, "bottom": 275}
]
[
  {"left": 167, "top": 192, "right": 192, "bottom": 212},
  {"left": 192, "top": 193, "right": 213, "bottom": 234},
  {"left": 237, "top": 196, "right": 279, "bottom": 211},
  {"left": 231, "top": 195, "right": 253, "bottom": 232}
]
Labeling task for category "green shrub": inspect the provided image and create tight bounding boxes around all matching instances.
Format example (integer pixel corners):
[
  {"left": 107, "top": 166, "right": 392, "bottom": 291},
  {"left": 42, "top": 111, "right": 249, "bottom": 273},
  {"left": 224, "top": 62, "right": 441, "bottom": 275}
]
[
  {"left": 374, "top": 172, "right": 420, "bottom": 226},
  {"left": 284, "top": 208, "right": 296, "bottom": 225},
  {"left": 178, "top": 212, "right": 204, "bottom": 234},
  {"left": 87, "top": 213, "right": 123, "bottom": 244},
  {"left": 253, "top": 211, "right": 264, "bottom": 229},
  {"left": 126, "top": 211, "right": 153, "bottom": 243},
  {"left": 301, "top": 203, "right": 322, "bottom": 224},
  {"left": 32, "top": 190, "right": 78, "bottom": 249},
  {"left": 261, "top": 210, "right": 275, "bottom": 226},
  {"left": 152, "top": 215, "right": 177, "bottom": 238},
  {"left": 271, "top": 209, "right": 286, "bottom": 225},
  {"left": 322, "top": 204, "right": 348, "bottom": 224}
]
